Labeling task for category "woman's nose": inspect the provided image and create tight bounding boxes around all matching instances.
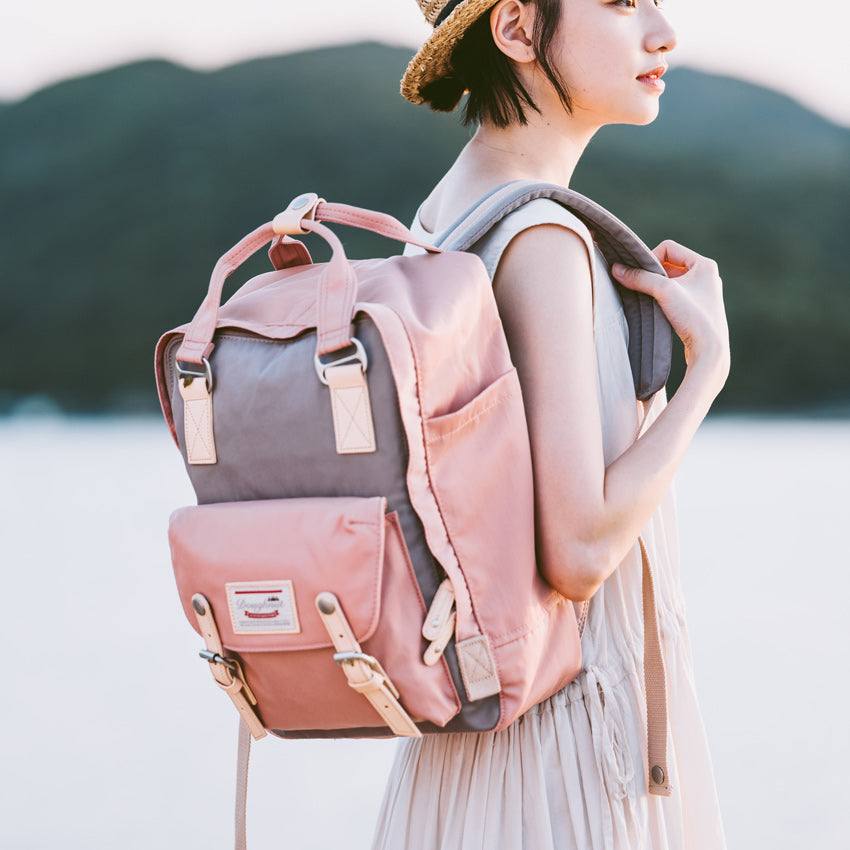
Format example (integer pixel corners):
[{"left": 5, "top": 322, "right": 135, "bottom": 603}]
[{"left": 647, "top": 11, "right": 677, "bottom": 55}]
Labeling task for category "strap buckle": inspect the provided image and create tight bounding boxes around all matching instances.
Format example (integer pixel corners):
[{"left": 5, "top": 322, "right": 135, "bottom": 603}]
[
  {"left": 333, "top": 650, "right": 400, "bottom": 700},
  {"left": 198, "top": 649, "right": 259, "bottom": 706}
]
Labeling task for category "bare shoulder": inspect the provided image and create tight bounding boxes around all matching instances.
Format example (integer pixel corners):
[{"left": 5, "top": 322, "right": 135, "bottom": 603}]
[{"left": 492, "top": 212, "right": 595, "bottom": 323}]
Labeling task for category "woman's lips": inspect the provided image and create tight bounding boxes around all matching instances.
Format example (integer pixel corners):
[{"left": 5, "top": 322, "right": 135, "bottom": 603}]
[{"left": 637, "top": 73, "right": 666, "bottom": 92}]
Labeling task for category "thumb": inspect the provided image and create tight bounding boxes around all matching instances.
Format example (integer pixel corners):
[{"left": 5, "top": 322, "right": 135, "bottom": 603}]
[{"left": 611, "top": 262, "right": 667, "bottom": 297}]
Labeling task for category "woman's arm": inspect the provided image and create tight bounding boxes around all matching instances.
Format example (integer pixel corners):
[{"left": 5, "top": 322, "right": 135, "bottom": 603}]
[{"left": 492, "top": 223, "right": 728, "bottom": 601}]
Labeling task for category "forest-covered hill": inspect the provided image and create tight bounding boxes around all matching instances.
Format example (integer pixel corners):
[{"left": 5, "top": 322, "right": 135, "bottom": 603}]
[{"left": 1, "top": 41, "right": 847, "bottom": 413}]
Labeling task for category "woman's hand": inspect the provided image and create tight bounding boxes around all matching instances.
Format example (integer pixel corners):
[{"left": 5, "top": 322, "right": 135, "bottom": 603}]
[{"left": 611, "top": 239, "right": 730, "bottom": 382}]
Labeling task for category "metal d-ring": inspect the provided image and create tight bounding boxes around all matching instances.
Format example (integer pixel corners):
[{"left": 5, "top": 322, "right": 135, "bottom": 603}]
[
  {"left": 177, "top": 355, "right": 214, "bottom": 393},
  {"left": 313, "top": 336, "right": 368, "bottom": 386}
]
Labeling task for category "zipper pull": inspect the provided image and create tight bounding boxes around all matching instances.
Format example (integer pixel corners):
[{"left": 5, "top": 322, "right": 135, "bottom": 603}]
[
  {"left": 422, "top": 578, "right": 455, "bottom": 640},
  {"left": 423, "top": 610, "right": 456, "bottom": 666}
]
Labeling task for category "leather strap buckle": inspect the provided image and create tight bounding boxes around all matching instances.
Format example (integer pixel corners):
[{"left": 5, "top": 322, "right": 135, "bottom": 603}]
[
  {"left": 333, "top": 650, "right": 400, "bottom": 700},
  {"left": 315, "top": 591, "right": 421, "bottom": 737},
  {"left": 191, "top": 593, "right": 267, "bottom": 740}
]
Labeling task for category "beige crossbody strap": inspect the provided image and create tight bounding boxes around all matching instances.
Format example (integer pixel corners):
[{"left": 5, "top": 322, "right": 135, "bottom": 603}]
[
  {"left": 235, "top": 718, "right": 252, "bottom": 850},
  {"left": 639, "top": 534, "right": 672, "bottom": 796}
]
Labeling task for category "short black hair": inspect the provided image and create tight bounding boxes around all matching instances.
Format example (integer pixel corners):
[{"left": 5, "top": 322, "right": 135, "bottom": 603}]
[{"left": 419, "top": 0, "right": 574, "bottom": 128}]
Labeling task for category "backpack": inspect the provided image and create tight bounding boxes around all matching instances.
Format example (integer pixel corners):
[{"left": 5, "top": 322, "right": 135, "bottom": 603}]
[{"left": 154, "top": 179, "right": 674, "bottom": 848}]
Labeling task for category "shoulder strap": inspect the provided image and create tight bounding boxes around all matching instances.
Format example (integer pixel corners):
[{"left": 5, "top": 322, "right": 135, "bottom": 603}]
[{"left": 435, "top": 179, "right": 672, "bottom": 403}]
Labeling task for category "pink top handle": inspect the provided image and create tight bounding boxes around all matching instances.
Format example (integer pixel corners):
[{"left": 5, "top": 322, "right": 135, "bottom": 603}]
[{"left": 174, "top": 194, "right": 443, "bottom": 367}]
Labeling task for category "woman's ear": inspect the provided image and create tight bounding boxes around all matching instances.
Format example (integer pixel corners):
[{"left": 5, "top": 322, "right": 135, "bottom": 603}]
[{"left": 490, "top": 0, "right": 536, "bottom": 63}]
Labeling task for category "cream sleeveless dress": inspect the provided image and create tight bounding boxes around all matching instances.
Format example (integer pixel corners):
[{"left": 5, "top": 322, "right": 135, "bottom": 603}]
[{"left": 368, "top": 197, "right": 728, "bottom": 850}]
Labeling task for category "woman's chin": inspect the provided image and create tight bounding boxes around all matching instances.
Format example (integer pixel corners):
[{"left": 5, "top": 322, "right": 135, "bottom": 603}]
[{"left": 624, "top": 101, "right": 662, "bottom": 126}]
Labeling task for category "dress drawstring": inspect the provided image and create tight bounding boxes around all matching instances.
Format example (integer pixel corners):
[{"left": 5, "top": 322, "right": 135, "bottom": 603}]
[{"left": 583, "top": 664, "right": 636, "bottom": 802}]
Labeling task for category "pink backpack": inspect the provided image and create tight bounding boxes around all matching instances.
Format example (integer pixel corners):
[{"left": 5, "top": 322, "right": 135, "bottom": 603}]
[{"left": 154, "top": 181, "right": 674, "bottom": 848}]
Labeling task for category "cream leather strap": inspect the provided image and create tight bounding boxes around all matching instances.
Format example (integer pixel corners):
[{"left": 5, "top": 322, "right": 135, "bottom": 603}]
[
  {"left": 178, "top": 372, "right": 217, "bottom": 465},
  {"left": 315, "top": 590, "right": 423, "bottom": 738},
  {"left": 191, "top": 593, "right": 267, "bottom": 740},
  {"left": 638, "top": 535, "right": 672, "bottom": 796}
]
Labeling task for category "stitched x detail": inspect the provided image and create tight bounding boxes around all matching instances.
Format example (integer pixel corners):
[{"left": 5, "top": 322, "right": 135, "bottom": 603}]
[
  {"left": 331, "top": 385, "right": 373, "bottom": 450},
  {"left": 185, "top": 397, "right": 215, "bottom": 462},
  {"left": 462, "top": 639, "right": 495, "bottom": 683}
]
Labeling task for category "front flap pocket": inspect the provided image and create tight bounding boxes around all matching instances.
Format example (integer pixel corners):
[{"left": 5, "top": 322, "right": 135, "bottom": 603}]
[{"left": 168, "top": 495, "right": 386, "bottom": 653}]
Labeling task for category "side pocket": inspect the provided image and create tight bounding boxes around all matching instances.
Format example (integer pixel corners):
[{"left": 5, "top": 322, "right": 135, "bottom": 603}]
[{"left": 422, "top": 367, "right": 554, "bottom": 644}]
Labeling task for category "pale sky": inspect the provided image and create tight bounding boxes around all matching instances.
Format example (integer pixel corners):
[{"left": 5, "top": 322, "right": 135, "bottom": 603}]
[{"left": 2, "top": 0, "right": 849, "bottom": 126}]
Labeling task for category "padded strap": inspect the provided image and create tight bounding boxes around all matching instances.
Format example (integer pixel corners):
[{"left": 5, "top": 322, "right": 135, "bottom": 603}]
[{"left": 436, "top": 179, "right": 673, "bottom": 402}]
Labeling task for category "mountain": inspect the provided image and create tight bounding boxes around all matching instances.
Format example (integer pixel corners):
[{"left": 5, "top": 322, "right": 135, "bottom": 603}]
[{"left": 0, "top": 41, "right": 847, "bottom": 413}]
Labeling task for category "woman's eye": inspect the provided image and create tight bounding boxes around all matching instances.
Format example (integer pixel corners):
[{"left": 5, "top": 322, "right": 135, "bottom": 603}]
[{"left": 614, "top": 0, "right": 665, "bottom": 7}]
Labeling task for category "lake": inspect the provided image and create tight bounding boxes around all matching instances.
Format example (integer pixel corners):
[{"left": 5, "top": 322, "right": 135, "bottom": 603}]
[{"left": 1, "top": 414, "right": 847, "bottom": 849}]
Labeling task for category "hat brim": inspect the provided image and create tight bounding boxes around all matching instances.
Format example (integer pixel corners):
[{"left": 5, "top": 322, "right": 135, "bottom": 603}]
[{"left": 400, "top": 0, "right": 501, "bottom": 105}]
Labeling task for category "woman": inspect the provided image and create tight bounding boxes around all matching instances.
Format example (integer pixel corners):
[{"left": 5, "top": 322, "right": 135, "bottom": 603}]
[{"left": 370, "top": 1, "right": 731, "bottom": 849}]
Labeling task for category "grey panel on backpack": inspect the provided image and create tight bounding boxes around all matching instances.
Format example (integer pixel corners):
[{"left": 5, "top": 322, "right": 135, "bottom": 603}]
[
  {"left": 434, "top": 179, "right": 673, "bottom": 401},
  {"left": 164, "top": 317, "right": 501, "bottom": 734}
]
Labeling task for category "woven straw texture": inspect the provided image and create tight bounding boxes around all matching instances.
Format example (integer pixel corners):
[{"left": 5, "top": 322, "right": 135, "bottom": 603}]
[{"left": 401, "top": 0, "right": 501, "bottom": 104}]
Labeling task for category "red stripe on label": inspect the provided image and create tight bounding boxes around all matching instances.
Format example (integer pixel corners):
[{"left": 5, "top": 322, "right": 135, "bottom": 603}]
[
  {"left": 245, "top": 609, "right": 280, "bottom": 619},
  {"left": 234, "top": 589, "right": 282, "bottom": 594}
]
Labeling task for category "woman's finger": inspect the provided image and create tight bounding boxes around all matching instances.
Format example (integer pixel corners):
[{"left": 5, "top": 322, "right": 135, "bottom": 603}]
[
  {"left": 652, "top": 239, "right": 701, "bottom": 274},
  {"left": 610, "top": 263, "right": 670, "bottom": 299}
]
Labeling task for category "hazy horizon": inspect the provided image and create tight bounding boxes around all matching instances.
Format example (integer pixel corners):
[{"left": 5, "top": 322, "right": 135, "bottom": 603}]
[{"left": 3, "top": 0, "right": 849, "bottom": 127}]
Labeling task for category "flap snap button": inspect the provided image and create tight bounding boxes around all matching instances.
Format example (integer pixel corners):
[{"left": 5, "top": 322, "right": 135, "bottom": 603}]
[{"left": 651, "top": 765, "right": 665, "bottom": 784}]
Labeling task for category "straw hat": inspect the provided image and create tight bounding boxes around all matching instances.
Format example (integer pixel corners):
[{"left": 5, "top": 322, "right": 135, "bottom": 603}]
[{"left": 400, "top": 0, "right": 502, "bottom": 105}]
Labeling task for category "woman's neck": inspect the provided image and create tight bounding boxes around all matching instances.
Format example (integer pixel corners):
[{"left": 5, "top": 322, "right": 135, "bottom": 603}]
[{"left": 418, "top": 116, "right": 600, "bottom": 234}]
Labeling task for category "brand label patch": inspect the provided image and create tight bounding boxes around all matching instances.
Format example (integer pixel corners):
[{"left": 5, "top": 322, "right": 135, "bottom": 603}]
[{"left": 225, "top": 580, "right": 301, "bottom": 634}]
